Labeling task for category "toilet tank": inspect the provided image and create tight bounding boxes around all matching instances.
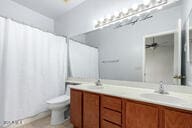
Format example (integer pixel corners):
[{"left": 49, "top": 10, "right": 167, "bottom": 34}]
[{"left": 65, "top": 83, "right": 81, "bottom": 97}]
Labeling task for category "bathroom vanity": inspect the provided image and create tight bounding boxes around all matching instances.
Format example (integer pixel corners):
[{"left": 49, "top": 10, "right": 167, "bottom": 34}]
[{"left": 70, "top": 84, "right": 192, "bottom": 128}]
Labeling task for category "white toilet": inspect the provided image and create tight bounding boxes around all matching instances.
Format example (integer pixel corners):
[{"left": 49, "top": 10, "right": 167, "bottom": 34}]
[{"left": 47, "top": 85, "right": 70, "bottom": 125}]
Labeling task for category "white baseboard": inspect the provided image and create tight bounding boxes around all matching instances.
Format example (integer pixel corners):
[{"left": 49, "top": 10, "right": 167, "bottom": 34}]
[{"left": 5, "top": 111, "right": 51, "bottom": 128}]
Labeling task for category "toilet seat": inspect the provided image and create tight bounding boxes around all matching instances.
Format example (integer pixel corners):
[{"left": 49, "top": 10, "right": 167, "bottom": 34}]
[{"left": 47, "top": 95, "right": 70, "bottom": 104}]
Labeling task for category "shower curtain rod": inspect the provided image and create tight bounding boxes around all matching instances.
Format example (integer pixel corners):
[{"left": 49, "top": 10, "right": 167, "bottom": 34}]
[{"left": 0, "top": 15, "right": 67, "bottom": 38}]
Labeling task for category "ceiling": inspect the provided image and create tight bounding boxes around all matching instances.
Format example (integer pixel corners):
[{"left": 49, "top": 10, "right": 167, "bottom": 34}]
[{"left": 11, "top": 0, "right": 87, "bottom": 19}]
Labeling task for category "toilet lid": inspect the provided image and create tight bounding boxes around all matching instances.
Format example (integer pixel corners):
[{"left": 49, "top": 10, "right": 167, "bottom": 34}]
[{"left": 47, "top": 95, "right": 70, "bottom": 104}]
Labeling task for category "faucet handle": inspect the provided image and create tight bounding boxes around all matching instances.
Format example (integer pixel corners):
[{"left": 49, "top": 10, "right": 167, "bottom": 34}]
[{"left": 96, "top": 79, "right": 102, "bottom": 86}]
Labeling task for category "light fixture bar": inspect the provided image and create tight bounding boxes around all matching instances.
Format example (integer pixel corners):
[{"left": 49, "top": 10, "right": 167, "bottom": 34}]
[{"left": 95, "top": 0, "right": 168, "bottom": 28}]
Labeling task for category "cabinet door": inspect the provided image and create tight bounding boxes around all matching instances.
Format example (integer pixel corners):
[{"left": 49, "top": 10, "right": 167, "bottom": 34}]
[
  {"left": 83, "top": 92, "right": 100, "bottom": 128},
  {"left": 70, "top": 89, "right": 83, "bottom": 128},
  {"left": 125, "top": 101, "right": 159, "bottom": 128},
  {"left": 164, "top": 109, "right": 192, "bottom": 128}
]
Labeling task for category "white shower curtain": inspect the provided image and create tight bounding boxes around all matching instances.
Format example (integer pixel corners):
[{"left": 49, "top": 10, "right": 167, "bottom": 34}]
[
  {"left": 69, "top": 40, "right": 99, "bottom": 79},
  {"left": 0, "top": 17, "right": 6, "bottom": 127},
  {"left": 0, "top": 19, "right": 67, "bottom": 123}
]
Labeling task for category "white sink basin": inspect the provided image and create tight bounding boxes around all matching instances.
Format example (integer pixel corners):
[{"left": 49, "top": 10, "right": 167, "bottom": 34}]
[
  {"left": 140, "top": 93, "right": 189, "bottom": 105},
  {"left": 87, "top": 86, "right": 104, "bottom": 89}
]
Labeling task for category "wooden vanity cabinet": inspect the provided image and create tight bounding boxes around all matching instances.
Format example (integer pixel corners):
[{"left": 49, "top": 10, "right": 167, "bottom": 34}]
[
  {"left": 124, "top": 100, "right": 192, "bottom": 128},
  {"left": 125, "top": 100, "right": 159, "bottom": 128},
  {"left": 83, "top": 92, "right": 100, "bottom": 128},
  {"left": 70, "top": 89, "right": 192, "bottom": 128},
  {"left": 70, "top": 89, "right": 83, "bottom": 128},
  {"left": 163, "top": 108, "right": 192, "bottom": 128}
]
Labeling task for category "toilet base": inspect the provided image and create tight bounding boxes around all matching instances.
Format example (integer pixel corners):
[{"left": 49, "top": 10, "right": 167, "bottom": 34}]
[{"left": 50, "top": 109, "right": 65, "bottom": 125}]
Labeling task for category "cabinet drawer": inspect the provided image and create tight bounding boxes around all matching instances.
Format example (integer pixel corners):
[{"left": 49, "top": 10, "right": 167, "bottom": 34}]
[
  {"left": 102, "top": 120, "right": 121, "bottom": 128},
  {"left": 102, "top": 95, "right": 122, "bottom": 112},
  {"left": 102, "top": 108, "right": 122, "bottom": 125}
]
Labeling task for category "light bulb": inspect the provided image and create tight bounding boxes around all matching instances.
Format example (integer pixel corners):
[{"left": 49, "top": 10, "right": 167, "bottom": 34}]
[
  {"left": 137, "top": 5, "right": 143, "bottom": 11},
  {"left": 106, "top": 15, "right": 111, "bottom": 20},
  {"left": 99, "top": 18, "right": 104, "bottom": 22},
  {"left": 114, "top": 11, "right": 119, "bottom": 17},
  {"left": 143, "top": 0, "right": 151, "bottom": 6},
  {"left": 122, "top": 8, "right": 128, "bottom": 14},
  {"left": 93, "top": 20, "right": 98, "bottom": 25},
  {"left": 128, "top": 9, "right": 133, "bottom": 15},
  {"left": 106, "top": 15, "right": 111, "bottom": 19},
  {"left": 132, "top": 4, "right": 138, "bottom": 10}
]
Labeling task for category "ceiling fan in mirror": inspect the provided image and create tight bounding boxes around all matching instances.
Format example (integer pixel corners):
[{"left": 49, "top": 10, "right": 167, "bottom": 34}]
[{"left": 145, "top": 37, "right": 169, "bottom": 50}]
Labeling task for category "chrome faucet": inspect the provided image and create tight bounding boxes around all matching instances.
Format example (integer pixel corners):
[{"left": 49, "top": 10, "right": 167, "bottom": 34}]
[
  {"left": 155, "top": 81, "right": 169, "bottom": 94},
  {"left": 95, "top": 79, "right": 102, "bottom": 86}
]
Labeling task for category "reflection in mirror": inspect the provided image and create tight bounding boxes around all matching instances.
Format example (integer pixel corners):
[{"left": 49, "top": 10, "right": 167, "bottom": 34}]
[
  {"left": 68, "top": 39, "right": 99, "bottom": 79},
  {"left": 70, "top": 1, "right": 185, "bottom": 85},
  {"left": 190, "top": 13, "right": 192, "bottom": 63},
  {"left": 190, "top": 30, "right": 192, "bottom": 62},
  {"left": 186, "top": 10, "right": 192, "bottom": 86},
  {"left": 145, "top": 34, "right": 174, "bottom": 85}
]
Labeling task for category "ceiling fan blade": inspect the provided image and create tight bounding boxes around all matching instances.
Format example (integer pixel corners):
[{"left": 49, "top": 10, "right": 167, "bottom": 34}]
[
  {"left": 146, "top": 45, "right": 153, "bottom": 48},
  {"left": 145, "top": 46, "right": 150, "bottom": 48}
]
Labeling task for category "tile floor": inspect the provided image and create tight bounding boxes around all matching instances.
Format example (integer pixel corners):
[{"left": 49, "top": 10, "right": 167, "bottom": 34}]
[{"left": 17, "top": 116, "right": 73, "bottom": 128}]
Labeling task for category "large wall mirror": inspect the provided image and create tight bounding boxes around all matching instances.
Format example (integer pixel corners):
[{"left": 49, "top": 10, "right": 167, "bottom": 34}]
[
  {"left": 190, "top": 15, "right": 192, "bottom": 62},
  {"left": 189, "top": 11, "right": 192, "bottom": 64},
  {"left": 69, "top": 0, "right": 189, "bottom": 86},
  {"left": 186, "top": 9, "right": 192, "bottom": 86}
]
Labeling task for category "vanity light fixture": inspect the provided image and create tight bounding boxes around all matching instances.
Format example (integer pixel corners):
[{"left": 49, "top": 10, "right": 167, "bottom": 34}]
[
  {"left": 95, "top": 0, "right": 167, "bottom": 28},
  {"left": 132, "top": 4, "right": 139, "bottom": 10},
  {"left": 122, "top": 8, "right": 128, "bottom": 14}
]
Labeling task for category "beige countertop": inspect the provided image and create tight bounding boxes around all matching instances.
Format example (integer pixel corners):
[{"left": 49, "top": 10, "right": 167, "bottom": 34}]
[{"left": 70, "top": 83, "right": 192, "bottom": 112}]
